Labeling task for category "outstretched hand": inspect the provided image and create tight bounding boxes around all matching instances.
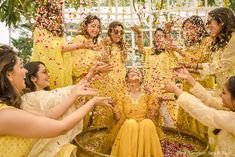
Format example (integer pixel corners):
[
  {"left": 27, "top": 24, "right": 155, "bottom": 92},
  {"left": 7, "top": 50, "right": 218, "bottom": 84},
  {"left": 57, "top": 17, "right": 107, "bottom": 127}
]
[
  {"left": 90, "top": 61, "right": 113, "bottom": 75},
  {"left": 81, "top": 40, "right": 103, "bottom": 51},
  {"left": 94, "top": 62, "right": 114, "bottom": 74},
  {"left": 172, "top": 67, "right": 197, "bottom": 86},
  {"left": 91, "top": 97, "right": 114, "bottom": 108},
  {"left": 72, "top": 82, "right": 98, "bottom": 97},
  {"left": 131, "top": 25, "right": 142, "bottom": 35},
  {"left": 161, "top": 82, "right": 178, "bottom": 93},
  {"left": 173, "top": 67, "right": 191, "bottom": 80}
]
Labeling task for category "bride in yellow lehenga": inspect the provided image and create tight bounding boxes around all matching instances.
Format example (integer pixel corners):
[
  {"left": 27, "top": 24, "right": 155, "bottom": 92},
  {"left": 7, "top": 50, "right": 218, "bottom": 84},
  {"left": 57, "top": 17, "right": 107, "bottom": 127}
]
[{"left": 110, "top": 68, "right": 163, "bottom": 157}]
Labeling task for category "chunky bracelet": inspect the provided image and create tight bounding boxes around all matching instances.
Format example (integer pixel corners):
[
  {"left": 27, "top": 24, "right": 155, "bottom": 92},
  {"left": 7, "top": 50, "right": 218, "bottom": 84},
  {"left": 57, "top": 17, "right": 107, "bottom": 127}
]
[{"left": 137, "top": 35, "right": 142, "bottom": 38}]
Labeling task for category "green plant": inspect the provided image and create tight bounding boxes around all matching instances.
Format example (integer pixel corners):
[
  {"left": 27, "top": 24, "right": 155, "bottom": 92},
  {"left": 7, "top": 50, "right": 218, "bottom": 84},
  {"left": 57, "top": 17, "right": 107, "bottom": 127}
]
[
  {"left": 11, "top": 31, "right": 33, "bottom": 64},
  {"left": 0, "top": 0, "right": 38, "bottom": 29},
  {"left": 230, "top": 0, "right": 235, "bottom": 12}
]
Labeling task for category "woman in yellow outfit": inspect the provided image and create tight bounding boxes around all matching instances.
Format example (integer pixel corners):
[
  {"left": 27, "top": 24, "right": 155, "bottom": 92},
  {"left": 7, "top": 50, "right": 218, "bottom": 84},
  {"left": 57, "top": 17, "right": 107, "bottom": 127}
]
[
  {"left": 111, "top": 68, "right": 163, "bottom": 157},
  {"left": 70, "top": 15, "right": 115, "bottom": 129},
  {"left": 164, "top": 67, "right": 235, "bottom": 157},
  {"left": 184, "top": 8, "right": 235, "bottom": 96},
  {"left": 176, "top": 16, "right": 215, "bottom": 140},
  {"left": 32, "top": 0, "right": 88, "bottom": 89},
  {"left": 70, "top": 15, "right": 104, "bottom": 83},
  {"left": 132, "top": 26, "right": 177, "bottom": 126},
  {"left": 0, "top": 45, "right": 113, "bottom": 157},
  {"left": 100, "top": 21, "right": 128, "bottom": 100},
  {"left": 182, "top": 8, "right": 235, "bottom": 149},
  {"left": 87, "top": 21, "right": 129, "bottom": 129}
]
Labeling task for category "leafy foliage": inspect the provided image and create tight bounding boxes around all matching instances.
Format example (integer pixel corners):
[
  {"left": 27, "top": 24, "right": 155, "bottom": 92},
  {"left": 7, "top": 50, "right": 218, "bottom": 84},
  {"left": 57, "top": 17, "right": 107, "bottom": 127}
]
[
  {"left": 11, "top": 31, "right": 33, "bottom": 64},
  {"left": 0, "top": 0, "right": 38, "bottom": 29},
  {"left": 230, "top": 0, "right": 235, "bottom": 11}
]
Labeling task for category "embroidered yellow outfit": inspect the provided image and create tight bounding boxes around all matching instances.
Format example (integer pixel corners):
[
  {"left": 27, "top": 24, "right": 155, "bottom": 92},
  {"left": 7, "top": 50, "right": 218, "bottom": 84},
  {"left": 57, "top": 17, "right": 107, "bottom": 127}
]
[
  {"left": 21, "top": 86, "right": 82, "bottom": 157},
  {"left": 71, "top": 35, "right": 102, "bottom": 81},
  {"left": 177, "top": 82, "right": 235, "bottom": 157},
  {"left": 0, "top": 104, "right": 35, "bottom": 157},
  {"left": 177, "top": 37, "right": 214, "bottom": 139},
  {"left": 105, "top": 44, "right": 126, "bottom": 99},
  {"left": 71, "top": 35, "right": 114, "bottom": 129},
  {"left": 32, "top": 28, "right": 72, "bottom": 89},
  {"left": 111, "top": 94, "right": 163, "bottom": 157},
  {"left": 144, "top": 48, "right": 177, "bottom": 125}
]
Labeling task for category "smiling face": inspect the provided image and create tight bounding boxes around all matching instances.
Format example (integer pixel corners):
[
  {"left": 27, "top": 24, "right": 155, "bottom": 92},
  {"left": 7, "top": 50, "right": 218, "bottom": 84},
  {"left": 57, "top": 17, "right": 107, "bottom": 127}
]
[
  {"left": 110, "top": 25, "right": 124, "bottom": 44},
  {"left": 183, "top": 21, "right": 200, "bottom": 43},
  {"left": 206, "top": 15, "right": 223, "bottom": 38},
  {"left": 220, "top": 83, "right": 235, "bottom": 110},
  {"left": 32, "top": 64, "right": 50, "bottom": 91},
  {"left": 126, "top": 68, "right": 143, "bottom": 85},
  {"left": 154, "top": 30, "right": 165, "bottom": 43},
  {"left": 86, "top": 19, "right": 101, "bottom": 38},
  {"left": 7, "top": 57, "right": 28, "bottom": 92}
]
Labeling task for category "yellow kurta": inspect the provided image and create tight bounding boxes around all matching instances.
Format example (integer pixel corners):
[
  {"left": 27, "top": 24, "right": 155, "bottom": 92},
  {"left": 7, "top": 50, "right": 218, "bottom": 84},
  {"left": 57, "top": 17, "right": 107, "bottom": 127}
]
[
  {"left": 177, "top": 37, "right": 214, "bottom": 139},
  {"left": 21, "top": 86, "right": 82, "bottom": 157},
  {"left": 177, "top": 83, "right": 235, "bottom": 157},
  {"left": 144, "top": 48, "right": 177, "bottom": 126},
  {"left": 0, "top": 104, "right": 35, "bottom": 157},
  {"left": 71, "top": 35, "right": 103, "bottom": 81},
  {"left": 111, "top": 94, "right": 163, "bottom": 157},
  {"left": 32, "top": 27, "right": 72, "bottom": 89},
  {"left": 104, "top": 44, "right": 126, "bottom": 100},
  {"left": 71, "top": 35, "right": 113, "bottom": 129}
]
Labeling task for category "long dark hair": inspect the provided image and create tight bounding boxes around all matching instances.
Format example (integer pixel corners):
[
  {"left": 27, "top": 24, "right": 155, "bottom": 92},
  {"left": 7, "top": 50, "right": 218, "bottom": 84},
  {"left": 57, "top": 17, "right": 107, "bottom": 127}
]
[
  {"left": 182, "top": 15, "right": 208, "bottom": 47},
  {"left": 214, "top": 75, "right": 235, "bottom": 135},
  {"left": 209, "top": 7, "right": 235, "bottom": 51},
  {"left": 107, "top": 21, "right": 127, "bottom": 62},
  {"left": 24, "top": 61, "right": 50, "bottom": 92},
  {"left": 78, "top": 14, "right": 102, "bottom": 44},
  {"left": 226, "top": 76, "right": 235, "bottom": 101},
  {"left": 0, "top": 45, "right": 21, "bottom": 108}
]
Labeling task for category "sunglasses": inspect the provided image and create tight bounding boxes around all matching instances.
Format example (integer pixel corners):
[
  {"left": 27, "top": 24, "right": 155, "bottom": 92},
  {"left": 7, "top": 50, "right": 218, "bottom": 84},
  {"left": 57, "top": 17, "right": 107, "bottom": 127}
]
[{"left": 112, "top": 29, "right": 124, "bottom": 35}]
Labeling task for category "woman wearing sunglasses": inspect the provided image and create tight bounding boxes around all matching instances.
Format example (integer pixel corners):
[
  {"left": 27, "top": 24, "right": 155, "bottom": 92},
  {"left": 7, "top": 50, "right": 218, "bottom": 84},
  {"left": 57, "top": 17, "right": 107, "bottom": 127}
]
[{"left": 86, "top": 21, "right": 129, "bottom": 129}]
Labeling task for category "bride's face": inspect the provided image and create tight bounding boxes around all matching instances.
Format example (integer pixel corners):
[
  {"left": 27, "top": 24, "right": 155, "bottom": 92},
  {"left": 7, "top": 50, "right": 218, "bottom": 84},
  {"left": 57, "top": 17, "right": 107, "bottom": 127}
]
[{"left": 127, "top": 68, "right": 142, "bottom": 84}]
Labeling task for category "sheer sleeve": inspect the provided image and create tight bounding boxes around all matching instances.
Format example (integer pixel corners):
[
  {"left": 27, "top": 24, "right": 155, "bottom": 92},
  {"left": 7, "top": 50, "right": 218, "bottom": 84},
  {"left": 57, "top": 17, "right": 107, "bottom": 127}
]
[
  {"left": 189, "top": 82, "right": 227, "bottom": 110},
  {"left": 21, "top": 86, "right": 73, "bottom": 112},
  {"left": 177, "top": 92, "right": 235, "bottom": 135}
]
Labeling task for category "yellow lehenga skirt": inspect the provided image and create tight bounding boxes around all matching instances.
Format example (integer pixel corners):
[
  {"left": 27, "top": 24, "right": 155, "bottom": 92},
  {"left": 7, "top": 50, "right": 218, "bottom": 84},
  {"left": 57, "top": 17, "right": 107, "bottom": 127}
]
[{"left": 111, "top": 119, "right": 163, "bottom": 157}]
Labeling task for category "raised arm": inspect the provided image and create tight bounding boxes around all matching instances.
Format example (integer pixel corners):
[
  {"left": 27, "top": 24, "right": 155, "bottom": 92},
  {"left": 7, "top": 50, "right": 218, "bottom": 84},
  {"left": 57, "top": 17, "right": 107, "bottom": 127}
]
[
  {"left": 177, "top": 92, "right": 235, "bottom": 135},
  {"left": 173, "top": 67, "right": 224, "bottom": 109},
  {"left": 131, "top": 26, "right": 146, "bottom": 55},
  {"left": 163, "top": 82, "right": 235, "bottom": 135},
  {"left": 22, "top": 82, "right": 97, "bottom": 119},
  {"left": 0, "top": 97, "right": 111, "bottom": 138}
]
